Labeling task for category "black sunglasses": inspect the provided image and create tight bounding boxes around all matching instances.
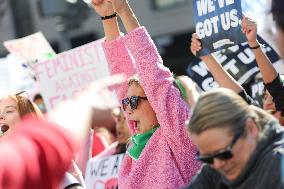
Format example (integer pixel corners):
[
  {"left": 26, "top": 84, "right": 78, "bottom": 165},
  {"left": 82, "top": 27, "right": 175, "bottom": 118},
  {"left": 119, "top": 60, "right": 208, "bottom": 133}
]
[
  {"left": 197, "top": 129, "right": 244, "bottom": 164},
  {"left": 121, "top": 96, "right": 148, "bottom": 111}
]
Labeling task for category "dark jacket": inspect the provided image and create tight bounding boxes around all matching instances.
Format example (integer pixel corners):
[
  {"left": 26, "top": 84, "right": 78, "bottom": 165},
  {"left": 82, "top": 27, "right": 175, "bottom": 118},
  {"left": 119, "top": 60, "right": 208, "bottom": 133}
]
[
  {"left": 183, "top": 122, "right": 284, "bottom": 189},
  {"left": 265, "top": 74, "right": 284, "bottom": 116}
]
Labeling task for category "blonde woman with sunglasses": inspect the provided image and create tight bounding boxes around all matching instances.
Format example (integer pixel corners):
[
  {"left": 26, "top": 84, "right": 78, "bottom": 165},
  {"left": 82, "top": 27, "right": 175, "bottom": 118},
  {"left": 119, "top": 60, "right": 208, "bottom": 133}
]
[
  {"left": 183, "top": 88, "right": 284, "bottom": 189},
  {"left": 91, "top": 0, "right": 201, "bottom": 188}
]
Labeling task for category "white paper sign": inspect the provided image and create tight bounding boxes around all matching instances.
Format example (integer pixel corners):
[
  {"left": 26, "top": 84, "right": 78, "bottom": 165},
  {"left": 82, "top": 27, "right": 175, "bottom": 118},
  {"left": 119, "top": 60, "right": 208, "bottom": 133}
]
[
  {"left": 32, "top": 39, "right": 113, "bottom": 110},
  {"left": 0, "top": 54, "right": 37, "bottom": 97},
  {"left": 85, "top": 153, "right": 125, "bottom": 189},
  {"left": 3, "top": 32, "right": 56, "bottom": 63},
  {"left": 0, "top": 58, "right": 12, "bottom": 96}
]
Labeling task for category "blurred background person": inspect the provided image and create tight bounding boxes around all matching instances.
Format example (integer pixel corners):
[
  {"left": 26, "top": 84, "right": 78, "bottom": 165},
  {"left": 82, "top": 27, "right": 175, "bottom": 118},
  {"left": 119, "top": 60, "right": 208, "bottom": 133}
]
[{"left": 33, "top": 93, "right": 47, "bottom": 114}]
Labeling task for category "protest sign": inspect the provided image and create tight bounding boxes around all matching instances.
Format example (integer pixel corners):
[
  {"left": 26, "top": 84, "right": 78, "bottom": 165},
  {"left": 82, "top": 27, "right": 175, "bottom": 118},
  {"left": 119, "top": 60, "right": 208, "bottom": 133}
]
[
  {"left": 186, "top": 35, "right": 281, "bottom": 91},
  {"left": 193, "top": 0, "right": 246, "bottom": 55},
  {"left": 32, "top": 39, "right": 114, "bottom": 110},
  {"left": 85, "top": 153, "right": 125, "bottom": 189},
  {"left": 0, "top": 54, "right": 37, "bottom": 97},
  {"left": 250, "top": 79, "right": 264, "bottom": 107},
  {"left": 3, "top": 32, "right": 56, "bottom": 64},
  {"left": 0, "top": 58, "right": 12, "bottom": 96}
]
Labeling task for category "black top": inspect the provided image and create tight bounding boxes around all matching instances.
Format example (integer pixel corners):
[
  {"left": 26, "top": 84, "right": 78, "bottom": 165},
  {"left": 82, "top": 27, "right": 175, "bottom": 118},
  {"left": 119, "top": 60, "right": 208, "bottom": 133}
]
[{"left": 264, "top": 74, "right": 284, "bottom": 116}]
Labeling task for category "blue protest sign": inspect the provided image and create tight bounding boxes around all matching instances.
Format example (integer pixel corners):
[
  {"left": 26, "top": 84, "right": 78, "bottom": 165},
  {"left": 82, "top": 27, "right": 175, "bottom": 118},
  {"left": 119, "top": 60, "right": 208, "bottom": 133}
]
[
  {"left": 186, "top": 35, "right": 281, "bottom": 91},
  {"left": 193, "top": 0, "right": 246, "bottom": 55}
]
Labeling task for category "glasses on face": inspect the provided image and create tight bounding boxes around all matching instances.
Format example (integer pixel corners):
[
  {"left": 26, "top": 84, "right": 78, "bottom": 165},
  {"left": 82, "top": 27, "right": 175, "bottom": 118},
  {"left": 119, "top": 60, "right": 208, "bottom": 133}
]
[
  {"left": 121, "top": 96, "right": 148, "bottom": 111},
  {"left": 197, "top": 129, "right": 244, "bottom": 164}
]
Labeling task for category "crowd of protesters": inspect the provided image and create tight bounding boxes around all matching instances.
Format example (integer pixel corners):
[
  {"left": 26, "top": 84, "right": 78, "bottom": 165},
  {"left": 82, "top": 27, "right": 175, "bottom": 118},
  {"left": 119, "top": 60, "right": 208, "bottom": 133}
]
[{"left": 0, "top": 0, "right": 284, "bottom": 188}]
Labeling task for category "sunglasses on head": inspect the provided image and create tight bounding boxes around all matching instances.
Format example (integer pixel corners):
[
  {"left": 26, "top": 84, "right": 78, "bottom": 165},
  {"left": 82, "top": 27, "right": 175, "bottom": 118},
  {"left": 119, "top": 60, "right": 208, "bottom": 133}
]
[
  {"left": 121, "top": 96, "right": 148, "bottom": 111},
  {"left": 197, "top": 129, "right": 244, "bottom": 164}
]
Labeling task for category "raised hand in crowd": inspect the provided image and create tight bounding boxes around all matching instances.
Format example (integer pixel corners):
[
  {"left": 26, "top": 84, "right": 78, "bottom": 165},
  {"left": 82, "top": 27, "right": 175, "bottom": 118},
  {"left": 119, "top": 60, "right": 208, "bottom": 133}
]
[
  {"left": 190, "top": 33, "right": 249, "bottom": 98},
  {"left": 242, "top": 16, "right": 284, "bottom": 125},
  {"left": 242, "top": 16, "right": 278, "bottom": 83},
  {"left": 91, "top": 0, "right": 120, "bottom": 41},
  {"left": 110, "top": 0, "right": 140, "bottom": 33}
]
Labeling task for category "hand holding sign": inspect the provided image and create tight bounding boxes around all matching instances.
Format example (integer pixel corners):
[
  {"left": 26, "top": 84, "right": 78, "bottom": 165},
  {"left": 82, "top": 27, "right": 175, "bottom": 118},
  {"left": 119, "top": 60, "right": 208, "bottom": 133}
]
[
  {"left": 190, "top": 33, "right": 202, "bottom": 56},
  {"left": 190, "top": 33, "right": 215, "bottom": 63}
]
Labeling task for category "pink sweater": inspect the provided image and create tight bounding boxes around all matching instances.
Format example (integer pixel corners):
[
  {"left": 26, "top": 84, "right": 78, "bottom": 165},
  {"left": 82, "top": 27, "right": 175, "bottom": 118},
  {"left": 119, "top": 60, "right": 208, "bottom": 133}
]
[{"left": 103, "top": 27, "right": 201, "bottom": 189}]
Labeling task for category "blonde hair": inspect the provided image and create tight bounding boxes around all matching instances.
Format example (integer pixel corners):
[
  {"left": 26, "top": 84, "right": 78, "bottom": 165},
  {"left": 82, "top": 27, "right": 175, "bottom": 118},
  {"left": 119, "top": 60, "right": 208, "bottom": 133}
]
[
  {"left": 188, "top": 88, "right": 277, "bottom": 136},
  {"left": 128, "top": 74, "right": 141, "bottom": 87},
  {"left": 8, "top": 95, "right": 43, "bottom": 120}
]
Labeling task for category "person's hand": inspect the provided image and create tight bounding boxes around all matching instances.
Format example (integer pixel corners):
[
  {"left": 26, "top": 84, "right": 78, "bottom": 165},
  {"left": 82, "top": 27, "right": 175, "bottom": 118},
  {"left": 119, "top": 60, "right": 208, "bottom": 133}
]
[
  {"left": 108, "top": 0, "right": 130, "bottom": 15},
  {"left": 190, "top": 33, "right": 202, "bottom": 56},
  {"left": 91, "top": 0, "right": 114, "bottom": 17},
  {"left": 190, "top": 33, "right": 213, "bottom": 61},
  {"left": 242, "top": 16, "right": 258, "bottom": 45}
]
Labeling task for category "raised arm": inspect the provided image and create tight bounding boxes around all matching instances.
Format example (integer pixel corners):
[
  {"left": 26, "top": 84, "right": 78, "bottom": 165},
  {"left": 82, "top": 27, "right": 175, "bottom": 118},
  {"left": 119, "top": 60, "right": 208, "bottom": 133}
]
[
  {"left": 92, "top": 0, "right": 136, "bottom": 100},
  {"left": 242, "top": 16, "right": 284, "bottom": 115},
  {"left": 92, "top": 0, "right": 120, "bottom": 41},
  {"left": 242, "top": 17, "right": 278, "bottom": 83},
  {"left": 190, "top": 33, "right": 243, "bottom": 93},
  {"left": 110, "top": 0, "right": 140, "bottom": 33},
  {"left": 112, "top": 0, "right": 194, "bottom": 150},
  {"left": 190, "top": 33, "right": 258, "bottom": 105}
]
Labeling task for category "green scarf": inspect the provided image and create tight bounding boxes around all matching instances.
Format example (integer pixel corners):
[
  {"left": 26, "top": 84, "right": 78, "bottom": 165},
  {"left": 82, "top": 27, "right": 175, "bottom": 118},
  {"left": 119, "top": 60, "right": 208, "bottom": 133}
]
[
  {"left": 174, "top": 78, "right": 188, "bottom": 101},
  {"left": 127, "top": 125, "right": 160, "bottom": 160}
]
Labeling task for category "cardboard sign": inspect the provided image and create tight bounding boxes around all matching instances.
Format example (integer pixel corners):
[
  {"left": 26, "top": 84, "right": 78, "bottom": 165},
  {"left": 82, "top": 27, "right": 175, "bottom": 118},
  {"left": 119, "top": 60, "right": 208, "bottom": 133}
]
[
  {"left": 187, "top": 35, "right": 281, "bottom": 91},
  {"left": 193, "top": 0, "right": 246, "bottom": 55},
  {"left": 3, "top": 32, "right": 56, "bottom": 64},
  {"left": 85, "top": 154, "right": 125, "bottom": 189},
  {"left": 32, "top": 39, "right": 113, "bottom": 110}
]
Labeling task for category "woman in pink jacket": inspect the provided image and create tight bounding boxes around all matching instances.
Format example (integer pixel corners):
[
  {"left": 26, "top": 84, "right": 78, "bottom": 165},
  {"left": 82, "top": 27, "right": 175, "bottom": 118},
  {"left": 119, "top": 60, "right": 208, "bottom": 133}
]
[{"left": 92, "top": 0, "right": 201, "bottom": 188}]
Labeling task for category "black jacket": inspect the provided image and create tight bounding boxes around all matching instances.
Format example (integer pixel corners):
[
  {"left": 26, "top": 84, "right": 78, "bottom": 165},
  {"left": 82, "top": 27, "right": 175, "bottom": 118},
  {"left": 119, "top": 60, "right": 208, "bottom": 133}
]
[{"left": 265, "top": 74, "right": 284, "bottom": 116}]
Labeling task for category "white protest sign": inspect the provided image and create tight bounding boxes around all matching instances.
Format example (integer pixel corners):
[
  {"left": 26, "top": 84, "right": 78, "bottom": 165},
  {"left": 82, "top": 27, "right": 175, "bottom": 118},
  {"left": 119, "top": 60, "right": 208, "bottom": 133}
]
[
  {"left": 3, "top": 32, "right": 56, "bottom": 63},
  {"left": 85, "top": 153, "right": 125, "bottom": 189},
  {"left": 0, "top": 57, "right": 12, "bottom": 96},
  {"left": 32, "top": 39, "right": 113, "bottom": 110},
  {"left": 0, "top": 54, "right": 37, "bottom": 97}
]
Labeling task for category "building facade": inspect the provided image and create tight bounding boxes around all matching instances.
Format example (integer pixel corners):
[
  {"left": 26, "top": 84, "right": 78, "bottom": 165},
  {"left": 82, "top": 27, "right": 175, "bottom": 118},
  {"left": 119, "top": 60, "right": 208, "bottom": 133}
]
[{"left": 0, "top": 0, "right": 194, "bottom": 74}]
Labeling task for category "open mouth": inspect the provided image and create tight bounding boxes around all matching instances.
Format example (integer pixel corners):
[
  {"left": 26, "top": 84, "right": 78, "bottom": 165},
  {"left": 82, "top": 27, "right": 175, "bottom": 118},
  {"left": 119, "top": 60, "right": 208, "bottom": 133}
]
[{"left": 0, "top": 125, "right": 10, "bottom": 136}]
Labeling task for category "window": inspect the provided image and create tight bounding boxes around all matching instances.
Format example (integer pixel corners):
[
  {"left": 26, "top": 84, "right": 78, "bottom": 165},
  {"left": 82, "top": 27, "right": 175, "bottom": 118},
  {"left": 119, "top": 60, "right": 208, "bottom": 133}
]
[{"left": 153, "top": 0, "right": 190, "bottom": 10}]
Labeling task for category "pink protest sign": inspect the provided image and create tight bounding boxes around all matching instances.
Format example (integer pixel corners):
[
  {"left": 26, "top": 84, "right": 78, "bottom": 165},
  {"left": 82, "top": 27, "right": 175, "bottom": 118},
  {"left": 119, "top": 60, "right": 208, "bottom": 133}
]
[{"left": 32, "top": 39, "right": 113, "bottom": 110}]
